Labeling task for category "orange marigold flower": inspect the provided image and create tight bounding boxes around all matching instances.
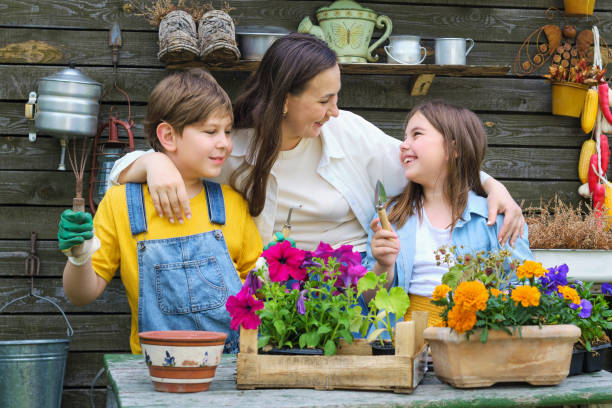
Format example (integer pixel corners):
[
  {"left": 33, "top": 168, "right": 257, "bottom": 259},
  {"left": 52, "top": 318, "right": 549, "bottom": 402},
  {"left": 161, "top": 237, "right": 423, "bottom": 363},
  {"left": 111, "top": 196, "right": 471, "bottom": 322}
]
[
  {"left": 490, "top": 288, "right": 502, "bottom": 297},
  {"left": 511, "top": 285, "right": 541, "bottom": 307},
  {"left": 558, "top": 285, "right": 581, "bottom": 305},
  {"left": 516, "top": 260, "right": 547, "bottom": 279},
  {"left": 434, "top": 320, "right": 447, "bottom": 327},
  {"left": 447, "top": 305, "right": 477, "bottom": 333},
  {"left": 432, "top": 284, "right": 452, "bottom": 301},
  {"left": 453, "top": 281, "right": 489, "bottom": 312}
]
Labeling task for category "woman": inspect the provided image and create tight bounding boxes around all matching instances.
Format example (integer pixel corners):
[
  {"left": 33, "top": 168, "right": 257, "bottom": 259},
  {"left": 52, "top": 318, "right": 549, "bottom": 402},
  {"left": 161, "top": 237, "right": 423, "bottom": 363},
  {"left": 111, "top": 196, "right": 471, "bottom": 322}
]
[{"left": 110, "top": 33, "right": 525, "bottom": 252}]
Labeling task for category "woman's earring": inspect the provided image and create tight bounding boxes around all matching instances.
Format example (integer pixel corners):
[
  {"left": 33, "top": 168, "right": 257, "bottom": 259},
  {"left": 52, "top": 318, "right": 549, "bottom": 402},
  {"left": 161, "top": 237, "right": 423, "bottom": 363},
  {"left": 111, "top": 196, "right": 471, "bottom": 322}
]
[{"left": 282, "top": 109, "right": 288, "bottom": 119}]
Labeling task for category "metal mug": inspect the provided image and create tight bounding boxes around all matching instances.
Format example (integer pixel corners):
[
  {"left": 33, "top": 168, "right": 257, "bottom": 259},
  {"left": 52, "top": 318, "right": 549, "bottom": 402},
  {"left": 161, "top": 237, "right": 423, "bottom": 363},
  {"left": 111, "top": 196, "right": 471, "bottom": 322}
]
[
  {"left": 384, "top": 35, "right": 426, "bottom": 64},
  {"left": 434, "top": 37, "right": 474, "bottom": 65}
]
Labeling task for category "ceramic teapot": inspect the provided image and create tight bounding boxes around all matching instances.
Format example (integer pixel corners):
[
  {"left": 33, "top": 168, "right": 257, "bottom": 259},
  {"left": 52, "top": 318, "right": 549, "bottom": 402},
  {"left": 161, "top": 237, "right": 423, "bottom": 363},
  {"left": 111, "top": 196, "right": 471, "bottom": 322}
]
[{"left": 298, "top": 0, "right": 392, "bottom": 63}]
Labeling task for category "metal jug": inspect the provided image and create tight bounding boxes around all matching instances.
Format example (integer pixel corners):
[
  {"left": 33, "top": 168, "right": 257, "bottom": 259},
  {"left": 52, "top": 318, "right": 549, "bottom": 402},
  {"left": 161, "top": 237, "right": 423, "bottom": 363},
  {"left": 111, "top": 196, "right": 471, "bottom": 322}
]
[
  {"left": 298, "top": 0, "right": 392, "bottom": 63},
  {"left": 385, "top": 35, "right": 427, "bottom": 64},
  {"left": 434, "top": 38, "right": 474, "bottom": 65},
  {"left": 25, "top": 66, "right": 102, "bottom": 169}
]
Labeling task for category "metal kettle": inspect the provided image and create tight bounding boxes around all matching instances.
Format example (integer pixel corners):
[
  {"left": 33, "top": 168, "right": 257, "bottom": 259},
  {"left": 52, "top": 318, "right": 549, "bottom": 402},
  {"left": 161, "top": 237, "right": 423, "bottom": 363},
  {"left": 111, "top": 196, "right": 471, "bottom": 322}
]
[{"left": 25, "top": 66, "right": 102, "bottom": 169}]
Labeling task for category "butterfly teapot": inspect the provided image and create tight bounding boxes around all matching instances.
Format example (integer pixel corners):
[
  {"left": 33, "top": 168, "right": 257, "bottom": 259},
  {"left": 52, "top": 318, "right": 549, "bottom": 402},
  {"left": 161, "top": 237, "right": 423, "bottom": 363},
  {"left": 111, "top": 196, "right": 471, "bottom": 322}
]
[{"left": 298, "top": 0, "right": 392, "bottom": 63}]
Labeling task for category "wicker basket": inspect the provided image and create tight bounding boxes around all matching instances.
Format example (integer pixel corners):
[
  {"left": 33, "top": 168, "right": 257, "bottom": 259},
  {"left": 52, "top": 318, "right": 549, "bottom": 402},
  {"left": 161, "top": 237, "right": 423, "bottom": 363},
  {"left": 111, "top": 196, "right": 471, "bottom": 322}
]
[
  {"left": 158, "top": 10, "right": 199, "bottom": 63},
  {"left": 198, "top": 10, "right": 240, "bottom": 63}
]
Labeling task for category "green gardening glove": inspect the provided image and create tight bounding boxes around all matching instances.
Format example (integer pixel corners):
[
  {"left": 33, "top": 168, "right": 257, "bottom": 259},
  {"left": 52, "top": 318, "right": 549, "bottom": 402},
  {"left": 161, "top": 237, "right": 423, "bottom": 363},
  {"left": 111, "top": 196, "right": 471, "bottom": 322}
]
[
  {"left": 58, "top": 209, "right": 94, "bottom": 251},
  {"left": 263, "top": 232, "right": 296, "bottom": 250}
]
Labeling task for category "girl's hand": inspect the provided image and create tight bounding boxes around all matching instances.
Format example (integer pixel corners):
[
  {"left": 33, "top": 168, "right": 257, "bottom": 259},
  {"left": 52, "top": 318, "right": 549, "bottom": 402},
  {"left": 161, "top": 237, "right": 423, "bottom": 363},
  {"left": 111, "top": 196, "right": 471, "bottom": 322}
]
[
  {"left": 369, "top": 218, "right": 400, "bottom": 268},
  {"left": 144, "top": 153, "right": 191, "bottom": 224},
  {"left": 485, "top": 181, "right": 524, "bottom": 246}
]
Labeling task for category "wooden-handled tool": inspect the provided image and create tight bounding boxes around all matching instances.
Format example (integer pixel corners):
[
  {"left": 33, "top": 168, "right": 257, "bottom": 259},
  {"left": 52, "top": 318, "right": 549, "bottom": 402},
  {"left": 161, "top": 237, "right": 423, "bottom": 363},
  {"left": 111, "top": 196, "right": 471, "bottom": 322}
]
[{"left": 375, "top": 180, "right": 392, "bottom": 231}]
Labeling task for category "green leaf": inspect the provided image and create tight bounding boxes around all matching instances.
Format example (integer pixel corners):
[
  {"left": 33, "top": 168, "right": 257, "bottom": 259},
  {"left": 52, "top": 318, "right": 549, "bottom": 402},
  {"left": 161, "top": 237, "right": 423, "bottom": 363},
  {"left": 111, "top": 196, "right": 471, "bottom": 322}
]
[
  {"left": 357, "top": 271, "right": 379, "bottom": 294},
  {"left": 257, "top": 335, "right": 270, "bottom": 349},
  {"left": 299, "top": 333, "right": 307, "bottom": 349},
  {"left": 324, "top": 339, "right": 337, "bottom": 356},
  {"left": 304, "top": 331, "right": 321, "bottom": 348},
  {"left": 338, "top": 329, "right": 353, "bottom": 343},
  {"left": 366, "top": 328, "right": 386, "bottom": 342},
  {"left": 317, "top": 325, "right": 332, "bottom": 334},
  {"left": 273, "top": 320, "right": 286, "bottom": 335},
  {"left": 480, "top": 326, "right": 488, "bottom": 343},
  {"left": 374, "top": 287, "right": 410, "bottom": 316},
  {"left": 442, "top": 265, "right": 464, "bottom": 289}
]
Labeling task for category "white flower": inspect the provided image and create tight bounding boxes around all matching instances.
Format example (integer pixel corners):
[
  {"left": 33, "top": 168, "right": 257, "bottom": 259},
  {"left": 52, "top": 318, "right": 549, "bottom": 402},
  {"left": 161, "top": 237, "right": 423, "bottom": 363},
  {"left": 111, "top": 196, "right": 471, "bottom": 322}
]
[{"left": 256, "top": 256, "right": 269, "bottom": 282}]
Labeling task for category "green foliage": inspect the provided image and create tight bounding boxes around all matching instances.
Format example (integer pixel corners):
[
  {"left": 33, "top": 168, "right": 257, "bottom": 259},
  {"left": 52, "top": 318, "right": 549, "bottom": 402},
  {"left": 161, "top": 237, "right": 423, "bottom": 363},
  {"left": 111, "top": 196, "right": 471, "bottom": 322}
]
[{"left": 572, "top": 282, "right": 612, "bottom": 351}]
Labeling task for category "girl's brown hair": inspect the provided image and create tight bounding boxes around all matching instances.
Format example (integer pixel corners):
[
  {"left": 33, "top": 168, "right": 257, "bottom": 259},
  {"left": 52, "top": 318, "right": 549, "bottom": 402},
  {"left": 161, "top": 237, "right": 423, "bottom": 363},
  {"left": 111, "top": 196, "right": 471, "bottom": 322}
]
[
  {"left": 387, "top": 100, "right": 488, "bottom": 229},
  {"left": 231, "top": 33, "right": 337, "bottom": 216},
  {"left": 144, "top": 68, "right": 233, "bottom": 152}
]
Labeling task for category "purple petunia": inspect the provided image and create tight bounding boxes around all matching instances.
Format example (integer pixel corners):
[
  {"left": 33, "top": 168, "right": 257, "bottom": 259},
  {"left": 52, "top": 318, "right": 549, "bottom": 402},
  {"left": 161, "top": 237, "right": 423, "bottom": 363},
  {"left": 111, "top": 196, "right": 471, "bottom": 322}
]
[
  {"left": 242, "top": 270, "right": 262, "bottom": 296},
  {"left": 570, "top": 298, "right": 593, "bottom": 318},
  {"left": 602, "top": 282, "right": 612, "bottom": 295},
  {"left": 297, "top": 290, "right": 307, "bottom": 315}
]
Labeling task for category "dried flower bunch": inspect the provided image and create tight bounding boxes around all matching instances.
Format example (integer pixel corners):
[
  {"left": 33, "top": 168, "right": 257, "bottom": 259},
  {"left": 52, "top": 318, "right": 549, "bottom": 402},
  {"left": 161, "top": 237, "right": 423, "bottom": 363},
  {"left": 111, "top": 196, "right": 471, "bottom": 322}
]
[
  {"left": 124, "top": 0, "right": 234, "bottom": 26},
  {"left": 525, "top": 197, "right": 612, "bottom": 250},
  {"left": 431, "top": 249, "right": 611, "bottom": 345},
  {"left": 543, "top": 57, "right": 606, "bottom": 84},
  {"left": 226, "top": 237, "right": 369, "bottom": 356}
]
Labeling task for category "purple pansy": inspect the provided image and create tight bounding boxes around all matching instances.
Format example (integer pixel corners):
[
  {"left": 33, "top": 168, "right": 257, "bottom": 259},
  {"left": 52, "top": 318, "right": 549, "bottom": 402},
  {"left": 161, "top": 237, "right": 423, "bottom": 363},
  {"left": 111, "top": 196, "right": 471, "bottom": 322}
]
[
  {"left": 602, "top": 282, "right": 612, "bottom": 295},
  {"left": 539, "top": 264, "right": 569, "bottom": 295},
  {"left": 570, "top": 298, "right": 593, "bottom": 318}
]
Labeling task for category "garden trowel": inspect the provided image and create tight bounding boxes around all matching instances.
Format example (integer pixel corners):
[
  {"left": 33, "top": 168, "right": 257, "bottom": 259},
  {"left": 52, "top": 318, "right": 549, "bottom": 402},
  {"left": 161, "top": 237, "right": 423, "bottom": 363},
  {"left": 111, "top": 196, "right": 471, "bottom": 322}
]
[{"left": 375, "top": 180, "right": 392, "bottom": 231}]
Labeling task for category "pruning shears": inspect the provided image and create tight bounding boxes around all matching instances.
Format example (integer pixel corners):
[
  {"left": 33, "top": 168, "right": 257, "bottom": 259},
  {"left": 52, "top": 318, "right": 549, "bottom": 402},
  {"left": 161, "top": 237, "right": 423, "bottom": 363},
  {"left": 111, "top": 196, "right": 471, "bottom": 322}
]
[{"left": 375, "top": 180, "right": 392, "bottom": 231}]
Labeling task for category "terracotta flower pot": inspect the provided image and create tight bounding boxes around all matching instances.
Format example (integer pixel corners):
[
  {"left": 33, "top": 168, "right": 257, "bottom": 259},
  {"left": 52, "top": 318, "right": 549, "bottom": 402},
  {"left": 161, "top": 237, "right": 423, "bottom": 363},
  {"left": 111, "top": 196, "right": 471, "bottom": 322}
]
[
  {"left": 139, "top": 330, "right": 227, "bottom": 393},
  {"left": 423, "top": 325, "right": 581, "bottom": 388}
]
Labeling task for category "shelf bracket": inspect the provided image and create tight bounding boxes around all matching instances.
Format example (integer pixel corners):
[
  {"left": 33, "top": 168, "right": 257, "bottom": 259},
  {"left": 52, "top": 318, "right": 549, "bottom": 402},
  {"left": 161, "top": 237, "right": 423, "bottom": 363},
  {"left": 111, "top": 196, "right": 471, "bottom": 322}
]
[{"left": 410, "top": 74, "right": 435, "bottom": 96}]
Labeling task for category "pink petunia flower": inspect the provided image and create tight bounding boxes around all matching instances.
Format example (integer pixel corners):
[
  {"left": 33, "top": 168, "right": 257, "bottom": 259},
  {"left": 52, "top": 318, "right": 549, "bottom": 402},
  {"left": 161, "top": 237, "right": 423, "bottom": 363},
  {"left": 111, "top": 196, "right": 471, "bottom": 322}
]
[
  {"left": 226, "top": 288, "right": 264, "bottom": 330},
  {"left": 262, "top": 240, "right": 306, "bottom": 282}
]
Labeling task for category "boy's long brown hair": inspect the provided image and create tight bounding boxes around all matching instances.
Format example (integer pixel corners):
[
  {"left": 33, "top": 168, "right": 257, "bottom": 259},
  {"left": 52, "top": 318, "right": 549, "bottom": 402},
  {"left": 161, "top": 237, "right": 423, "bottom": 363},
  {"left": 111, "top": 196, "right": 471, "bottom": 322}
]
[
  {"left": 387, "top": 101, "right": 488, "bottom": 230},
  {"left": 231, "top": 33, "right": 337, "bottom": 216},
  {"left": 144, "top": 68, "right": 233, "bottom": 152}
]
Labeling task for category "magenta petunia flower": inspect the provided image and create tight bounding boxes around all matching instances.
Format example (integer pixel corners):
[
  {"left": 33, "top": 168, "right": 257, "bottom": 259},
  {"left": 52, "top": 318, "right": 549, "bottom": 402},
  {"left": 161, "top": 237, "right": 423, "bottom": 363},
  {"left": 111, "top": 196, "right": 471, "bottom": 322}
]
[
  {"left": 340, "top": 263, "right": 367, "bottom": 288},
  {"left": 226, "top": 288, "right": 264, "bottom": 330},
  {"left": 262, "top": 240, "right": 306, "bottom": 282}
]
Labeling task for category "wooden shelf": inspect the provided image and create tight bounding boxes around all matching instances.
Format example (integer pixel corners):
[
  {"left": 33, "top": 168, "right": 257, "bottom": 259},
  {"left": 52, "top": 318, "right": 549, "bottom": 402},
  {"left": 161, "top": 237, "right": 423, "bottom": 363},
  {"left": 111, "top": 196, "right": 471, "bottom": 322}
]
[{"left": 168, "top": 60, "right": 510, "bottom": 96}]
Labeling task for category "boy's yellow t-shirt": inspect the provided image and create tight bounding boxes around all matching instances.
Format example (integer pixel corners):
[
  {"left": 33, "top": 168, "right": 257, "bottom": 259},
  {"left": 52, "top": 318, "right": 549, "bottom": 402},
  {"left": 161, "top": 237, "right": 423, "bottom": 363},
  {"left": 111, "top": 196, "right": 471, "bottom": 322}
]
[{"left": 91, "top": 183, "right": 263, "bottom": 354}]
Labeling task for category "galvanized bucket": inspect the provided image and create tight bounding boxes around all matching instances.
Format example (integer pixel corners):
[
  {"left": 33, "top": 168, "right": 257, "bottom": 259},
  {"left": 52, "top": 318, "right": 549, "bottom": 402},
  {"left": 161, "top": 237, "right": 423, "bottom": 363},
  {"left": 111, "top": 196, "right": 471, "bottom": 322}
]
[{"left": 0, "top": 294, "right": 73, "bottom": 408}]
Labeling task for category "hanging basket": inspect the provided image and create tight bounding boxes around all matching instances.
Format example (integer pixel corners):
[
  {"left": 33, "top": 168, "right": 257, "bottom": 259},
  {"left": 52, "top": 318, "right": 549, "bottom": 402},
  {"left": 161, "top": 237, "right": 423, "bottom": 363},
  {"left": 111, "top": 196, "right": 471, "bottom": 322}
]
[
  {"left": 158, "top": 10, "right": 200, "bottom": 64},
  {"left": 198, "top": 10, "right": 241, "bottom": 63},
  {"left": 564, "top": 0, "right": 596, "bottom": 16},
  {"left": 551, "top": 81, "right": 589, "bottom": 117}
]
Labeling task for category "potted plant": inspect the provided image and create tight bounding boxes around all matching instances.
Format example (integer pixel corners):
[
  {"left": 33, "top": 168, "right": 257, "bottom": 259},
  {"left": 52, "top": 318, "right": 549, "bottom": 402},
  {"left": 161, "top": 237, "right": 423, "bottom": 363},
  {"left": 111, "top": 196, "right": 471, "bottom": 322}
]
[
  {"left": 569, "top": 279, "right": 612, "bottom": 372},
  {"left": 357, "top": 272, "right": 410, "bottom": 355},
  {"left": 423, "top": 248, "right": 582, "bottom": 388},
  {"left": 226, "top": 240, "right": 369, "bottom": 356},
  {"left": 525, "top": 198, "right": 612, "bottom": 283}
]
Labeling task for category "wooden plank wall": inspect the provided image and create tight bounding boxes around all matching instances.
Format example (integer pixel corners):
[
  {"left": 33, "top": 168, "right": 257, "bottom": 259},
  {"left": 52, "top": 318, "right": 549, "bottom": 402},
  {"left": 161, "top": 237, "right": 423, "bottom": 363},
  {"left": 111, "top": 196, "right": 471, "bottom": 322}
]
[{"left": 0, "top": 0, "right": 610, "bottom": 406}]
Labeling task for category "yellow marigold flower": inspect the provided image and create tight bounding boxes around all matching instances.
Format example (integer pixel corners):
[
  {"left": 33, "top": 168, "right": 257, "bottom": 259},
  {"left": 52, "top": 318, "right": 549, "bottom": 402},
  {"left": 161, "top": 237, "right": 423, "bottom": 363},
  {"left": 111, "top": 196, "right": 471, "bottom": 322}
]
[
  {"left": 558, "top": 285, "right": 581, "bottom": 305},
  {"left": 432, "top": 284, "right": 452, "bottom": 301},
  {"left": 516, "top": 260, "right": 547, "bottom": 279},
  {"left": 490, "top": 288, "right": 501, "bottom": 297},
  {"left": 453, "top": 281, "right": 489, "bottom": 312},
  {"left": 511, "top": 285, "right": 541, "bottom": 307},
  {"left": 447, "top": 305, "right": 477, "bottom": 333}
]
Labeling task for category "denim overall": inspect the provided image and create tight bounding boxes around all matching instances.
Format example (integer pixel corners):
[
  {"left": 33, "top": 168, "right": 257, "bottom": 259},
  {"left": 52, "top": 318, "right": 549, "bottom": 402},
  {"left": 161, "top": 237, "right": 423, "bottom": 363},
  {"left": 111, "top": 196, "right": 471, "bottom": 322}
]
[{"left": 126, "top": 181, "right": 242, "bottom": 353}]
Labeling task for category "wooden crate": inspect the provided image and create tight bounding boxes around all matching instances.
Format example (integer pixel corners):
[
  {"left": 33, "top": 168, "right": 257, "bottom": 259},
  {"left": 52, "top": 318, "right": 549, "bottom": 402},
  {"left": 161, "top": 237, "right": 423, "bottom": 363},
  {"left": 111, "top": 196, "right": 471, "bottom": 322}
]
[{"left": 236, "top": 312, "right": 429, "bottom": 393}]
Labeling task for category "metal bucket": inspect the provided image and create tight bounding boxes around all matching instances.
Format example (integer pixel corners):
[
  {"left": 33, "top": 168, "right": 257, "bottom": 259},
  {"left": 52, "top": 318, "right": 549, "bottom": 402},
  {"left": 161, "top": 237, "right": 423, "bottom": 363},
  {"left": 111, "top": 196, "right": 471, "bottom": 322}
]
[{"left": 0, "top": 295, "right": 73, "bottom": 408}]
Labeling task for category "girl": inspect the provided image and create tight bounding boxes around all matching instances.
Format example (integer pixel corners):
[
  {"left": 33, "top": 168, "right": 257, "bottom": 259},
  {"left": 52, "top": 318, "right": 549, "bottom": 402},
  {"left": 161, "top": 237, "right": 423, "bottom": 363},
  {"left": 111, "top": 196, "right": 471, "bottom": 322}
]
[{"left": 366, "top": 101, "right": 532, "bottom": 327}]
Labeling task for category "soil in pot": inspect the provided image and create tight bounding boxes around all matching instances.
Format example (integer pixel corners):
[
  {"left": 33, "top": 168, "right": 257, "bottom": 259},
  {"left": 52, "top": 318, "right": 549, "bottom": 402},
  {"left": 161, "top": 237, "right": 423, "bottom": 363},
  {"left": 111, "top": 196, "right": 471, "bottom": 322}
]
[
  {"left": 569, "top": 348, "right": 586, "bottom": 375},
  {"left": 584, "top": 343, "right": 611, "bottom": 372},
  {"left": 370, "top": 340, "right": 395, "bottom": 355}
]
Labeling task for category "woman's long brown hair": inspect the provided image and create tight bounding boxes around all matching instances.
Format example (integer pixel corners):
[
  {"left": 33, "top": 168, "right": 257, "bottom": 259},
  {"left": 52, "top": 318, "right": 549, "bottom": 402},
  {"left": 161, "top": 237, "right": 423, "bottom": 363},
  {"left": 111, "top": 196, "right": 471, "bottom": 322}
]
[
  {"left": 387, "top": 101, "right": 488, "bottom": 230},
  {"left": 231, "top": 33, "right": 337, "bottom": 216}
]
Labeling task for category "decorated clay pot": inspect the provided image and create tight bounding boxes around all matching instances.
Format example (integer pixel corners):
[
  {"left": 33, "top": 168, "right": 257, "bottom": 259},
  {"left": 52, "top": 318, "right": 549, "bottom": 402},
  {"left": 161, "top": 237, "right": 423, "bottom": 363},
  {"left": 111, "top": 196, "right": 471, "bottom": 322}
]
[{"left": 139, "top": 330, "right": 227, "bottom": 393}]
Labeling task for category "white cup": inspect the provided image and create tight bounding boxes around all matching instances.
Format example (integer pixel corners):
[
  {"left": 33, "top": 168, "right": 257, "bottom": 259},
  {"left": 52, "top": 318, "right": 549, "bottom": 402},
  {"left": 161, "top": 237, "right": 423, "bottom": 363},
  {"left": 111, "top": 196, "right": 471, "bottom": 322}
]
[{"left": 384, "top": 35, "right": 426, "bottom": 64}]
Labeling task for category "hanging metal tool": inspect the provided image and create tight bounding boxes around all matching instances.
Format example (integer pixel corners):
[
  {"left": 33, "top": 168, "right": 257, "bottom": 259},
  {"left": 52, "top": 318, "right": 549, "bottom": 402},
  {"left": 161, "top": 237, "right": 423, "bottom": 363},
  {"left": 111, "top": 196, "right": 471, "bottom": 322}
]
[{"left": 89, "top": 23, "right": 135, "bottom": 213}]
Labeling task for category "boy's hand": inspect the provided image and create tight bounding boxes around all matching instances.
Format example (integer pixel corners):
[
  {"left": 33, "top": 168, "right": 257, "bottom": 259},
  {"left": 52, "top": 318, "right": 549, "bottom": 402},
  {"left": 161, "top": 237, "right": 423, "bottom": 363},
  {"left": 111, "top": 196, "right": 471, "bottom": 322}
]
[
  {"left": 145, "top": 153, "right": 191, "bottom": 224},
  {"left": 58, "top": 210, "right": 93, "bottom": 251},
  {"left": 369, "top": 218, "right": 399, "bottom": 268}
]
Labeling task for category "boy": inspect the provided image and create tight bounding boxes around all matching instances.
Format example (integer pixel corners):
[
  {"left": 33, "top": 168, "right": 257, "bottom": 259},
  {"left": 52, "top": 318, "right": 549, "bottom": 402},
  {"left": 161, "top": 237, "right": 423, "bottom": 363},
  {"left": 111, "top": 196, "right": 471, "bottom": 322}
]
[{"left": 58, "top": 68, "right": 262, "bottom": 354}]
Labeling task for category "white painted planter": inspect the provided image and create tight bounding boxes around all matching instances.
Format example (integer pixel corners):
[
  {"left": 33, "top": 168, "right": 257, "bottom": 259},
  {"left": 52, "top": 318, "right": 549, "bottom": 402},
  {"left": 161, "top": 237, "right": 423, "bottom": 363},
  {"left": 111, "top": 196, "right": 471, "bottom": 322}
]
[{"left": 532, "top": 249, "right": 612, "bottom": 282}]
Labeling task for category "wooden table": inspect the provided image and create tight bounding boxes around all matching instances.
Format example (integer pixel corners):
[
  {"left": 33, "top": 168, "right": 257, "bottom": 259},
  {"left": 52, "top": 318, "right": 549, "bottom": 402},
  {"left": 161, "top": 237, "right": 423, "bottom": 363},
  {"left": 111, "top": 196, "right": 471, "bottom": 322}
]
[{"left": 104, "top": 354, "right": 612, "bottom": 408}]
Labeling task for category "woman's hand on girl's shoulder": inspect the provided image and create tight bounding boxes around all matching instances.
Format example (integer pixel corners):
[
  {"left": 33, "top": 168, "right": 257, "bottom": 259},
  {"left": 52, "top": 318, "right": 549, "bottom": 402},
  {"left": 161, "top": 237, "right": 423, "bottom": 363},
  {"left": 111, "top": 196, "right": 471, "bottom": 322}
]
[{"left": 369, "top": 218, "right": 400, "bottom": 268}]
